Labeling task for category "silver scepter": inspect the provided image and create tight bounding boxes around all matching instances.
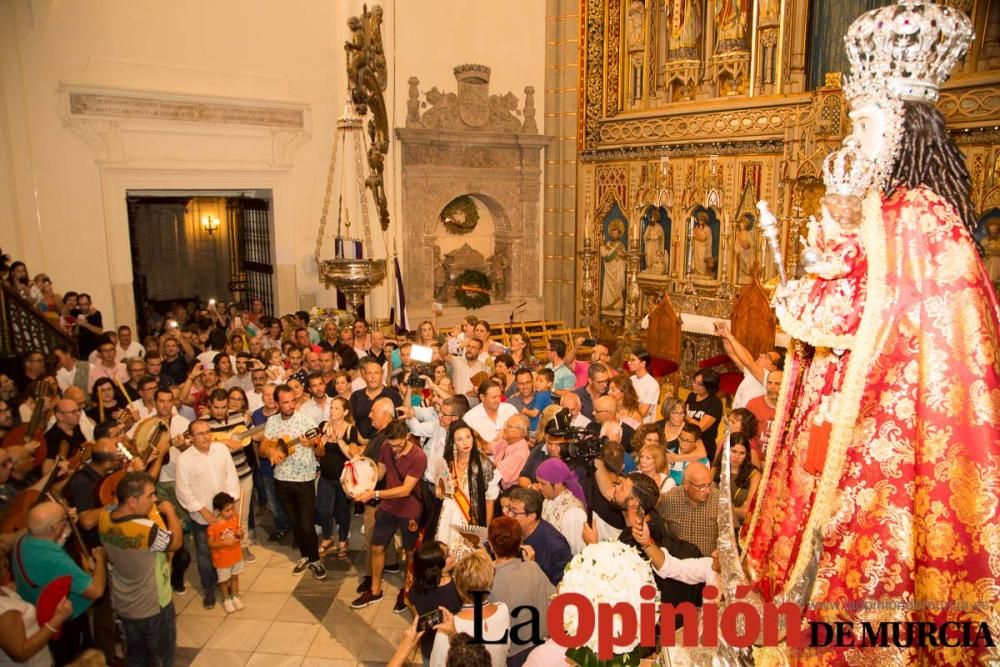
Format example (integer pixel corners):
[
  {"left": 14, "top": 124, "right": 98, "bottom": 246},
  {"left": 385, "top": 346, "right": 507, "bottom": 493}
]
[{"left": 756, "top": 200, "right": 787, "bottom": 285}]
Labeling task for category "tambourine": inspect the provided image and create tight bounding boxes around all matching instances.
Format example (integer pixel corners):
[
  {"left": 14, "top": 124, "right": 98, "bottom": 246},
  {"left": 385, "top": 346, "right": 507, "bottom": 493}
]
[{"left": 341, "top": 457, "right": 378, "bottom": 498}]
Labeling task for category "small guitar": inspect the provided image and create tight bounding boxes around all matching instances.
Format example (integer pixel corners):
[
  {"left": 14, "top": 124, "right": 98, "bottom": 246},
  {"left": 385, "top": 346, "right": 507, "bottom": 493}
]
[{"left": 261, "top": 428, "right": 320, "bottom": 457}]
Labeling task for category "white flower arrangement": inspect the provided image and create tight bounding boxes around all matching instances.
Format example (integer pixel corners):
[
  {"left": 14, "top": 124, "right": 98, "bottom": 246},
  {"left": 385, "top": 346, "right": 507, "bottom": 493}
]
[{"left": 559, "top": 541, "right": 659, "bottom": 661}]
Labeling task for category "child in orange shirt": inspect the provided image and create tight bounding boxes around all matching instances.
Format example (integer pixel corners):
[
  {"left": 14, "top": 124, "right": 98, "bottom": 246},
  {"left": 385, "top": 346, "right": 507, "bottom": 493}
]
[{"left": 208, "top": 492, "right": 246, "bottom": 613}]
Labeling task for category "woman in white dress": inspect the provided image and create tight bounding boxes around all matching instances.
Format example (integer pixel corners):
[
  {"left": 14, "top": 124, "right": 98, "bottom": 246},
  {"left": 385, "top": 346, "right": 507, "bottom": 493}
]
[{"left": 434, "top": 420, "right": 499, "bottom": 551}]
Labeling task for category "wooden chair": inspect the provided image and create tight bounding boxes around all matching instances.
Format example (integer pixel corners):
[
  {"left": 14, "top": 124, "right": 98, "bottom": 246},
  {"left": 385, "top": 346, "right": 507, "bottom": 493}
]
[{"left": 646, "top": 294, "right": 683, "bottom": 395}]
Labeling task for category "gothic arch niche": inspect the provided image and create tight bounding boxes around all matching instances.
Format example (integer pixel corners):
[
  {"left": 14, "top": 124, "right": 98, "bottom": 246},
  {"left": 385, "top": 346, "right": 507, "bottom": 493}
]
[
  {"left": 396, "top": 64, "right": 552, "bottom": 323},
  {"left": 431, "top": 193, "right": 516, "bottom": 307}
]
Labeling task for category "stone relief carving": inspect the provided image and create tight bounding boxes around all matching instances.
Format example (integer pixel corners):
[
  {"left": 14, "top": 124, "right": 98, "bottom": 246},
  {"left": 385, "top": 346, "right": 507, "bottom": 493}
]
[{"left": 407, "top": 65, "right": 536, "bottom": 135}]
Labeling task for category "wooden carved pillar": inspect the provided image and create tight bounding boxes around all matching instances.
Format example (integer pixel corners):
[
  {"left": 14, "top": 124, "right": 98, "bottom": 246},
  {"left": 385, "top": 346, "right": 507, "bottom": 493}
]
[{"left": 624, "top": 235, "right": 642, "bottom": 337}]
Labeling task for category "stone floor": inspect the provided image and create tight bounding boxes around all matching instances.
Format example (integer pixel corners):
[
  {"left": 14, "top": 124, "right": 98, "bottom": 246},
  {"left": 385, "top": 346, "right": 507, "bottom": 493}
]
[{"left": 171, "top": 515, "right": 417, "bottom": 667}]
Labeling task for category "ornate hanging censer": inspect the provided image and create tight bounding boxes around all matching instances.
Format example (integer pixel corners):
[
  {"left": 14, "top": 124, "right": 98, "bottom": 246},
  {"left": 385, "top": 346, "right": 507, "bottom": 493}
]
[{"left": 315, "top": 4, "right": 391, "bottom": 316}]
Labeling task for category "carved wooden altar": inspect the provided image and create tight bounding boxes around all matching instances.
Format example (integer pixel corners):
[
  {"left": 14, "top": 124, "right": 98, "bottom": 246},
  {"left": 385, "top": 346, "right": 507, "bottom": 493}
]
[{"left": 576, "top": 0, "right": 1000, "bottom": 369}]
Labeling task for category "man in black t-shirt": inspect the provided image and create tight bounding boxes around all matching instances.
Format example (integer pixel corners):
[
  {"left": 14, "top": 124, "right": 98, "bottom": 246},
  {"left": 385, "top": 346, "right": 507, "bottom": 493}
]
[
  {"left": 45, "top": 399, "right": 87, "bottom": 463},
  {"left": 350, "top": 359, "right": 402, "bottom": 439},
  {"left": 684, "top": 369, "right": 723, "bottom": 463}
]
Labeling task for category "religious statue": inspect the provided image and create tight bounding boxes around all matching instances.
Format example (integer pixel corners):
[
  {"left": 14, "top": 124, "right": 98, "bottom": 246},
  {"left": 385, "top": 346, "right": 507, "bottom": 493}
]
[
  {"left": 982, "top": 216, "right": 1000, "bottom": 292},
  {"left": 690, "top": 211, "right": 715, "bottom": 277},
  {"left": 489, "top": 248, "right": 510, "bottom": 301},
  {"left": 600, "top": 219, "right": 627, "bottom": 314},
  {"left": 433, "top": 245, "right": 449, "bottom": 303},
  {"left": 642, "top": 211, "right": 667, "bottom": 275},
  {"left": 715, "top": 0, "right": 751, "bottom": 51},
  {"left": 735, "top": 213, "right": 754, "bottom": 283},
  {"left": 627, "top": 0, "right": 645, "bottom": 105},
  {"left": 736, "top": 4, "right": 999, "bottom": 664},
  {"left": 665, "top": 0, "right": 702, "bottom": 59}
]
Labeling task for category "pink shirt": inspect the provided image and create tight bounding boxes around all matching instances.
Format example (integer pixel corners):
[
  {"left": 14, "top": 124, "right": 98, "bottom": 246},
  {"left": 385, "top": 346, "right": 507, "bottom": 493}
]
[
  {"left": 573, "top": 361, "right": 589, "bottom": 389},
  {"left": 492, "top": 438, "right": 531, "bottom": 489}
]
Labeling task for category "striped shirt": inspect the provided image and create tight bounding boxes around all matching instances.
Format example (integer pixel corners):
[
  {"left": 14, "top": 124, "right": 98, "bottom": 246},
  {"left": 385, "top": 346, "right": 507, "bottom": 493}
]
[{"left": 208, "top": 414, "right": 252, "bottom": 480}]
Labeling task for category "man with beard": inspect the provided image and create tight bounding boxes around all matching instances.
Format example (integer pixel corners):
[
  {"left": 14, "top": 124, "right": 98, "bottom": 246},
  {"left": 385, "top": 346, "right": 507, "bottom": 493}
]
[
  {"left": 583, "top": 468, "right": 707, "bottom": 613},
  {"left": 441, "top": 336, "right": 488, "bottom": 399}
]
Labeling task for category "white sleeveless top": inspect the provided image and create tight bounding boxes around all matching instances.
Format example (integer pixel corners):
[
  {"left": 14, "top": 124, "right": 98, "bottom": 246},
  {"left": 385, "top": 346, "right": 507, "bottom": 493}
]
[{"left": 0, "top": 587, "right": 53, "bottom": 667}]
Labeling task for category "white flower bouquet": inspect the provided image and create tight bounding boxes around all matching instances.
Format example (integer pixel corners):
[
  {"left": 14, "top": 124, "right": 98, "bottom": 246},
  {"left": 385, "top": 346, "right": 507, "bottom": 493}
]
[{"left": 558, "top": 541, "right": 659, "bottom": 666}]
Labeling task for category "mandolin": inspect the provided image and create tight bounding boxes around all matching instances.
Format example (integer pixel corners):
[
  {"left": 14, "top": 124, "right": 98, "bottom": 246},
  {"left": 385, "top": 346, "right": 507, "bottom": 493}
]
[
  {"left": 132, "top": 417, "right": 190, "bottom": 460},
  {"left": 97, "top": 441, "right": 160, "bottom": 506}
]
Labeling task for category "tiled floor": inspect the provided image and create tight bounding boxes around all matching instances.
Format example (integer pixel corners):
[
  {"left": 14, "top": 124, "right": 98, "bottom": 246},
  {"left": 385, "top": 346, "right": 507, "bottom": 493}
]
[{"left": 171, "top": 514, "right": 416, "bottom": 667}]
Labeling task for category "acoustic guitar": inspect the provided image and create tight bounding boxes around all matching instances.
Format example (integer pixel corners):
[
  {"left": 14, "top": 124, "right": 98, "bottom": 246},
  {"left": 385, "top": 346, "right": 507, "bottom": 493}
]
[
  {"left": 210, "top": 423, "right": 266, "bottom": 451},
  {"left": 261, "top": 428, "right": 320, "bottom": 458}
]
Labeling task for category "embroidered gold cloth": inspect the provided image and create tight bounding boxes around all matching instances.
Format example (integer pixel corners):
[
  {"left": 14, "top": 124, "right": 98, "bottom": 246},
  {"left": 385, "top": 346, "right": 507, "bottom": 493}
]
[{"left": 743, "top": 187, "right": 1000, "bottom": 665}]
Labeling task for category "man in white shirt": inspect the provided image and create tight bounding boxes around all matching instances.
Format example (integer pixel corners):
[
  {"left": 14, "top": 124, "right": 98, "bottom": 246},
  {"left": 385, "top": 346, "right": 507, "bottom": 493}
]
[
  {"left": 558, "top": 392, "right": 592, "bottom": 430},
  {"left": 299, "top": 372, "right": 332, "bottom": 424},
  {"left": 716, "top": 322, "right": 782, "bottom": 410},
  {"left": 126, "top": 376, "right": 161, "bottom": 437},
  {"left": 536, "top": 458, "right": 588, "bottom": 555},
  {"left": 116, "top": 325, "right": 145, "bottom": 360},
  {"left": 53, "top": 343, "right": 90, "bottom": 394},
  {"left": 224, "top": 353, "right": 255, "bottom": 393},
  {"left": 627, "top": 351, "right": 660, "bottom": 424},
  {"left": 175, "top": 419, "right": 240, "bottom": 610},
  {"left": 442, "top": 337, "right": 488, "bottom": 399},
  {"left": 245, "top": 367, "right": 267, "bottom": 413},
  {"left": 463, "top": 380, "right": 518, "bottom": 448},
  {"left": 403, "top": 395, "right": 469, "bottom": 486},
  {"left": 87, "top": 337, "right": 128, "bottom": 393}
]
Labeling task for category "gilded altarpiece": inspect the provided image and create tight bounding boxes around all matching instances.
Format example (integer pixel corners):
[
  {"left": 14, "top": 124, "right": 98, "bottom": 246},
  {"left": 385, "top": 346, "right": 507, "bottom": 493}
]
[{"left": 577, "top": 0, "right": 1000, "bottom": 377}]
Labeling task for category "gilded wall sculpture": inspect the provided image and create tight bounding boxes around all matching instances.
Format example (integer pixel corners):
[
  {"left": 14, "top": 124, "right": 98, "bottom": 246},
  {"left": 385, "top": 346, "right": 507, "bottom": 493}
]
[{"left": 577, "top": 0, "right": 1000, "bottom": 357}]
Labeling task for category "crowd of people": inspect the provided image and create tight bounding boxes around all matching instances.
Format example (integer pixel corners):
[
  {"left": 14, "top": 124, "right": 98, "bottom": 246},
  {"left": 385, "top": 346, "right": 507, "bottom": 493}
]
[{"left": 0, "top": 271, "right": 784, "bottom": 666}]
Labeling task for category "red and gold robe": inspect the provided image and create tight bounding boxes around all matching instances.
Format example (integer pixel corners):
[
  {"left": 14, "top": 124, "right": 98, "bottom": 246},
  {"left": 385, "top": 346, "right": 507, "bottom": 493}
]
[{"left": 743, "top": 186, "right": 1000, "bottom": 665}]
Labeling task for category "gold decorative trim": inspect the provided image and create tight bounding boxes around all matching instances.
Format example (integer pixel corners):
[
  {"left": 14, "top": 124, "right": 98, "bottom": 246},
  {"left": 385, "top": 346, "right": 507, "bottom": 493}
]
[
  {"left": 68, "top": 92, "right": 304, "bottom": 128},
  {"left": 597, "top": 104, "right": 810, "bottom": 145}
]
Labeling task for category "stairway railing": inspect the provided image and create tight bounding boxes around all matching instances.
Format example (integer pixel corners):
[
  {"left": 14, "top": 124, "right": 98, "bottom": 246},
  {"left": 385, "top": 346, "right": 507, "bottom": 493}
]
[{"left": 0, "top": 282, "right": 76, "bottom": 358}]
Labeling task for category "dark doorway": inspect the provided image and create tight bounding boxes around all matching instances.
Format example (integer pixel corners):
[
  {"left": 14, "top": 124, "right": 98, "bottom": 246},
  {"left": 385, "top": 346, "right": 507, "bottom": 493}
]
[{"left": 126, "top": 190, "right": 275, "bottom": 340}]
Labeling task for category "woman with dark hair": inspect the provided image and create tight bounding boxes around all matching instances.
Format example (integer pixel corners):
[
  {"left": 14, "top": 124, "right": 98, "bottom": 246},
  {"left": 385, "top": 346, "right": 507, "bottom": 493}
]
[
  {"left": 507, "top": 333, "right": 537, "bottom": 371},
  {"left": 86, "top": 377, "right": 127, "bottom": 424},
  {"left": 213, "top": 352, "right": 235, "bottom": 385},
  {"left": 4, "top": 261, "right": 30, "bottom": 299},
  {"left": 741, "top": 5, "right": 999, "bottom": 663},
  {"left": 407, "top": 541, "right": 461, "bottom": 664},
  {"left": 683, "top": 369, "right": 722, "bottom": 462},
  {"left": 314, "top": 396, "right": 360, "bottom": 559},
  {"left": 434, "top": 420, "right": 499, "bottom": 550},
  {"left": 712, "top": 433, "right": 759, "bottom": 526}
]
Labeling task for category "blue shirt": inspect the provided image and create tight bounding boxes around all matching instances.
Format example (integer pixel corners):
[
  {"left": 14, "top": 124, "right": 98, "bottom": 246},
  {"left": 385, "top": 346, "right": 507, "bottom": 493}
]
[
  {"left": 546, "top": 363, "right": 576, "bottom": 392},
  {"left": 13, "top": 536, "right": 93, "bottom": 618},
  {"left": 523, "top": 519, "right": 573, "bottom": 586}
]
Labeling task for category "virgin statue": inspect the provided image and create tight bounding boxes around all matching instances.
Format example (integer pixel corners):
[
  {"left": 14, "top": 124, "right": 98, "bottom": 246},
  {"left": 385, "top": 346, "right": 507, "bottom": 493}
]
[
  {"left": 736, "top": 3, "right": 1000, "bottom": 664},
  {"left": 735, "top": 214, "right": 754, "bottom": 283},
  {"left": 601, "top": 219, "right": 627, "bottom": 313}
]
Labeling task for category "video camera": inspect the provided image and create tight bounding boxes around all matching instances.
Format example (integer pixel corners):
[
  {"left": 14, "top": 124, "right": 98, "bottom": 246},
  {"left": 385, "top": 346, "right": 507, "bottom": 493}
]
[
  {"left": 407, "top": 344, "right": 435, "bottom": 387},
  {"left": 548, "top": 408, "right": 608, "bottom": 466}
]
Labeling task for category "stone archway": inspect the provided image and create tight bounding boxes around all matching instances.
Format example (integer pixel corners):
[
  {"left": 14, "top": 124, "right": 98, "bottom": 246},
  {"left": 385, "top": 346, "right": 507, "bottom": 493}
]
[{"left": 395, "top": 64, "right": 551, "bottom": 324}]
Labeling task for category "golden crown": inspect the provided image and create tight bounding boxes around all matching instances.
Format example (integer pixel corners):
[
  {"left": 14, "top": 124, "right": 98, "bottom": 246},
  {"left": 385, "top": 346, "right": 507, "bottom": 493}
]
[{"left": 843, "top": 1, "right": 973, "bottom": 105}]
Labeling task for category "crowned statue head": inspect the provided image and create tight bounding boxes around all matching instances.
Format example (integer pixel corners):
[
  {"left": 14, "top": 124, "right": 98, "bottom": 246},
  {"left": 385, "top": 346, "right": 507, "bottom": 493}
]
[{"left": 840, "top": 0, "right": 977, "bottom": 237}]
